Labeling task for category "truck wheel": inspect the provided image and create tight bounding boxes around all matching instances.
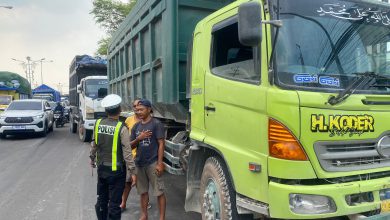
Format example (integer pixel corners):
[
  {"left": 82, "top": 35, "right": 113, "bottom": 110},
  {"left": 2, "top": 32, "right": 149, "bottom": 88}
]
[
  {"left": 70, "top": 120, "right": 77, "bottom": 133},
  {"left": 56, "top": 120, "right": 59, "bottom": 128},
  {"left": 79, "top": 125, "right": 92, "bottom": 142},
  {"left": 49, "top": 121, "right": 54, "bottom": 132},
  {"left": 200, "top": 157, "right": 238, "bottom": 220},
  {"left": 0, "top": 133, "right": 6, "bottom": 139}
]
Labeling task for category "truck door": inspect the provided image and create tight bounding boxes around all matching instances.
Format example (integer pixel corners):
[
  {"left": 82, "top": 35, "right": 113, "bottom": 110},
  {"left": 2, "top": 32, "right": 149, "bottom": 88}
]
[{"left": 203, "top": 15, "right": 268, "bottom": 200}]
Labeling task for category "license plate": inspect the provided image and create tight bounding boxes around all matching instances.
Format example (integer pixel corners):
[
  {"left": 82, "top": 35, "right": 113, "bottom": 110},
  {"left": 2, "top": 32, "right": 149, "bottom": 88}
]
[
  {"left": 54, "top": 115, "right": 60, "bottom": 118},
  {"left": 12, "top": 125, "right": 26, "bottom": 130},
  {"left": 381, "top": 200, "right": 390, "bottom": 213}
]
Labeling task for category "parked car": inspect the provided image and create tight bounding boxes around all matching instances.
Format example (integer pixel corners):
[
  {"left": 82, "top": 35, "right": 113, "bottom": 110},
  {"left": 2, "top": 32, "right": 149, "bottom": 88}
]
[{"left": 0, "top": 99, "right": 54, "bottom": 138}]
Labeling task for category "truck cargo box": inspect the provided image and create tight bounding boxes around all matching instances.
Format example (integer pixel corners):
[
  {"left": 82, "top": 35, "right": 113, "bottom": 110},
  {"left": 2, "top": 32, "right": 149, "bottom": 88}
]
[{"left": 108, "top": 0, "right": 234, "bottom": 123}]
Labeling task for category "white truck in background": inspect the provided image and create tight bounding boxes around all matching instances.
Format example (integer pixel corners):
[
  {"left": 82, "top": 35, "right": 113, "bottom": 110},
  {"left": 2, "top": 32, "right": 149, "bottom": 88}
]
[{"left": 68, "top": 55, "right": 108, "bottom": 142}]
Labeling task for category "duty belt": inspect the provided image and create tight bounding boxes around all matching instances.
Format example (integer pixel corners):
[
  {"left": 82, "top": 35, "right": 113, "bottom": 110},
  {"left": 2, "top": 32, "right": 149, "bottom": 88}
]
[{"left": 99, "top": 162, "right": 124, "bottom": 167}]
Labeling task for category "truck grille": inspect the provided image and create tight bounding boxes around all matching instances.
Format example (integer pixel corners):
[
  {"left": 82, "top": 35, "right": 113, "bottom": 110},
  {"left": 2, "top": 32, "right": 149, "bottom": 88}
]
[
  {"left": 4, "top": 117, "right": 34, "bottom": 123},
  {"left": 314, "top": 137, "right": 390, "bottom": 172}
]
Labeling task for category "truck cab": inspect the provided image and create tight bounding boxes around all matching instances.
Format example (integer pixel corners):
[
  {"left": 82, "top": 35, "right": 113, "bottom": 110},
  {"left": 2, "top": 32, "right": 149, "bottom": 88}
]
[
  {"left": 187, "top": 0, "right": 390, "bottom": 219},
  {"left": 70, "top": 76, "right": 108, "bottom": 142},
  {"left": 108, "top": 0, "right": 390, "bottom": 219}
]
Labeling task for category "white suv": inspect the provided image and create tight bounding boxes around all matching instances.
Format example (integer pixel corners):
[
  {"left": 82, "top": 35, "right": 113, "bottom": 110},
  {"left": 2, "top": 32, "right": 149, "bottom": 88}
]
[{"left": 0, "top": 99, "right": 54, "bottom": 138}]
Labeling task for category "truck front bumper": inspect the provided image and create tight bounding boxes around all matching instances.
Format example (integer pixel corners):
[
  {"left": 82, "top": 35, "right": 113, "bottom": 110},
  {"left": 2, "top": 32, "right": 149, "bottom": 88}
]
[
  {"left": 83, "top": 119, "right": 96, "bottom": 130},
  {"left": 268, "top": 176, "right": 390, "bottom": 219}
]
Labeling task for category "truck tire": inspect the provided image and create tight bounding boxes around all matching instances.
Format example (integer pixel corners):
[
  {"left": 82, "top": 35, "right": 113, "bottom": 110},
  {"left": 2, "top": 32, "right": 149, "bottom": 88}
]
[
  {"left": 0, "top": 133, "right": 6, "bottom": 139},
  {"left": 70, "top": 118, "right": 77, "bottom": 133},
  {"left": 49, "top": 121, "right": 54, "bottom": 132},
  {"left": 79, "top": 125, "right": 92, "bottom": 142},
  {"left": 200, "top": 157, "right": 238, "bottom": 220}
]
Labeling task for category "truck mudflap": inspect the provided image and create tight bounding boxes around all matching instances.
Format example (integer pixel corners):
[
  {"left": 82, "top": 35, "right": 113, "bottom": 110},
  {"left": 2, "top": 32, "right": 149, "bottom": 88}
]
[
  {"left": 164, "top": 139, "right": 186, "bottom": 175},
  {"left": 268, "top": 176, "right": 390, "bottom": 219}
]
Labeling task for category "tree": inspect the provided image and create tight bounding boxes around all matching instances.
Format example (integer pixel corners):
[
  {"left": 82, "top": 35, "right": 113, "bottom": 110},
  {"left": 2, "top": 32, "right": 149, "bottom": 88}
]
[
  {"left": 96, "top": 37, "right": 110, "bottom": 56},
  {"left": 90, "top": 0, "right": 137, "bottom": 55}
]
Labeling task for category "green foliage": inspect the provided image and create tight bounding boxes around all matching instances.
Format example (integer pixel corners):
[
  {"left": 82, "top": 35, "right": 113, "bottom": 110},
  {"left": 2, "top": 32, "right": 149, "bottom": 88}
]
[
  {"left": 90, "top": 0, "right": 136, "bottom": 34},
  {"left": 90, "top": 0, "right": 137, "bottom": 56},
  {"left": 96, "top": 36, "right": 111, "bottom": 56}
]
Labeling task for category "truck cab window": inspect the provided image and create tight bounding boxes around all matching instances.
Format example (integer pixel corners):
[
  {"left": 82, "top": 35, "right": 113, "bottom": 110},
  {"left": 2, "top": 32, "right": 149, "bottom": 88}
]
[{"left": 211, "top": 21, "right": 259, "bottom": 82}]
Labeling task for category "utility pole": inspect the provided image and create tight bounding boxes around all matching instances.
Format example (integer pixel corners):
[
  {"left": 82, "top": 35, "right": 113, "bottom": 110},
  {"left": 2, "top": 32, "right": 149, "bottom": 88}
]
[
  {"left": 57, "top": 82, "right": 63, "bottom": 94},
  {"left": 39, "top": 59, "right": 53, "bottom": 85},
  {"left": 26, "top": 57, "right": 34, "bottom": 85},
  {"left": 12, "top": 57, "right": 36, "bottom": 86},
  {"left": 11, "top": 57, "right": 51, "bottom": 87}
]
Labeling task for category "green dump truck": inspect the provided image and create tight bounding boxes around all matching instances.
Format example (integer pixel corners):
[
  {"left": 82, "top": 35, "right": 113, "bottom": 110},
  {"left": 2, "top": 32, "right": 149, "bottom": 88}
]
[
  {"left": 108, "top": 0, "right": 390, "bottom": 219},
  {"left": 0, "top": 71, "right": 31, "bottom": 112}
]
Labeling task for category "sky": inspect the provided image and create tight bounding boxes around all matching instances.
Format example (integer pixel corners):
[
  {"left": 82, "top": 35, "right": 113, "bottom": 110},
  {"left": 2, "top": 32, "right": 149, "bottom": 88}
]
[{"left": 0, "top": 0, "right": 110, "bottom": 94}]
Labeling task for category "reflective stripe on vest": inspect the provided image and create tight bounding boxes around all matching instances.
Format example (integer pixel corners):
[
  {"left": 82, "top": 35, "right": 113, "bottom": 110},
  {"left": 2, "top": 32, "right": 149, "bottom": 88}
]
[
  {"left": 95, "top": 119, "right": 102, "bottom": 145},
  {"left": 112, "top": 122, "right": 122, "bottom": 171}
]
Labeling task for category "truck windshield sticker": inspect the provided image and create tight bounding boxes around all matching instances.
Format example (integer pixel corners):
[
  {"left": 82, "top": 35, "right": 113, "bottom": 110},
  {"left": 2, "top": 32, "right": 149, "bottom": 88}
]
[
  {"left": 293, "top": 74, "right": 340, "bottom": 87},
  {"left": 319, "top": 76, "right": 340, "bottom": 87},
  {"left": 293, "top": 74, "right": 318, "bottom": 83},
  {"left": 311, "top": 114, "right": 374, "bottom": 137},
  {"left": 317, "top": 4, "right": 390, "bottom": 26}
]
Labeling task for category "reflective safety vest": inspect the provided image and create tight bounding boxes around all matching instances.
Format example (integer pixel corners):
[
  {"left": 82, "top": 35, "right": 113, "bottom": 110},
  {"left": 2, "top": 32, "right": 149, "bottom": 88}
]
[{"left": 94, "top": 118, "right": 123, "bottom": 171}]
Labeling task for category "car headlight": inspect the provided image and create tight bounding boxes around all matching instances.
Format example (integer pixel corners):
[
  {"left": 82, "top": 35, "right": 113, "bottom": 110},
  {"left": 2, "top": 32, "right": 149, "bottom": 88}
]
[{"left": 33, "top": 114, "right": 45, "bottom": 119}]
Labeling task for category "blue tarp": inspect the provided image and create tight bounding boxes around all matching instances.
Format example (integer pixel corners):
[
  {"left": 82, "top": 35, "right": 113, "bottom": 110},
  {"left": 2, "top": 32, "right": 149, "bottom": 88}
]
[
  {"left": 32, "top": 84, "right": 61, "bottom": 102},
  {"left": 76, "top": 55, "right": 107, "bottom": 70}
]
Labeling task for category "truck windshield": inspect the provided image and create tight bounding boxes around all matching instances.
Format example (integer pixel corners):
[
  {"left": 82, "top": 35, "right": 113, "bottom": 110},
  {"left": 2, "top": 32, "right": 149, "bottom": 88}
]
[
  {"left": 85, "top": 79, "right": 108, "bottom": 98},
  {"left": 0, "top": 96, "right": 12, "bottom": 105},
  {"left": 273, "top": 0, "right": 390, "bottom": 94},
  {"left": 7, "top": 102, "right": 42, "bottom": 110}
]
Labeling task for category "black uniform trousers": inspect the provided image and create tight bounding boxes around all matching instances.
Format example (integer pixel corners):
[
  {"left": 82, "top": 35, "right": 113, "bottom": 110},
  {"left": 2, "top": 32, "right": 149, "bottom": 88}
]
[{"left": 95, "top": 165, "right": 126, "bottom": 220}]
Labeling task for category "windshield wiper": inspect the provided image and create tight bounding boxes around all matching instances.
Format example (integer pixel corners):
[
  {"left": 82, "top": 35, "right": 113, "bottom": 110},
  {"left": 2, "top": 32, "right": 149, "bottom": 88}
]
[{"left": 327, "top": 72, "right": 377, "bottom": 105}]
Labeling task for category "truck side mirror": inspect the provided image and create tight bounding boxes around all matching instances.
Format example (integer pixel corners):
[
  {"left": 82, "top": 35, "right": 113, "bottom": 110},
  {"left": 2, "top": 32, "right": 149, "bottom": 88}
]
[
  {"left": 77, "top": 85, "right": 82, "bottom": 94},
  {"left": 238, "top": 2, "right": 262, "bottom": 47}
]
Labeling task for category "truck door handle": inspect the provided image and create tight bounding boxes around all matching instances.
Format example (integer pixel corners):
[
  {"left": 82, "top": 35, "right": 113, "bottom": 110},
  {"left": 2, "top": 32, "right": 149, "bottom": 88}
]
[{"left": 205, "top": 106, "right": 216, "bottom": 112}]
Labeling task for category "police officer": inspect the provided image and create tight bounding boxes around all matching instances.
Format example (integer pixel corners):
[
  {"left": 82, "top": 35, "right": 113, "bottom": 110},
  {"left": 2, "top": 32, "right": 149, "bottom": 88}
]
[{"left": 90, "top": 94, "right": 148, "bottom": 220}]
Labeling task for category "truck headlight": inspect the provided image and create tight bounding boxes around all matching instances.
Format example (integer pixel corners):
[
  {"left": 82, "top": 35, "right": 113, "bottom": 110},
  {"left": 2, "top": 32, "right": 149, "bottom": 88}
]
[
  {"left": 289, "top": 194, "right": 336, "bottom": 214},
  {"left": 0, "top": 116, "right": 6, "bottom": 120},
  {"left": 33, "top": 114, "right": 45, "bottom": 119}
]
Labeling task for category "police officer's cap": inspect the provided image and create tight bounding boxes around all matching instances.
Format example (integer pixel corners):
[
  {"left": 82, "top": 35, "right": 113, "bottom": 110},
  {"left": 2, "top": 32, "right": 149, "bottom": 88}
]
[{"left": 101, "top": 94, "right": 122, "bottom": 110}]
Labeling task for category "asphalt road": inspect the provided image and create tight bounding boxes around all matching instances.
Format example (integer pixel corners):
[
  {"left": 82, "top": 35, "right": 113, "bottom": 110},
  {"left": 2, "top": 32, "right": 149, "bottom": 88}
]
[{"left": 0, "top": 125, "right": 201, "bottom": 220}]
